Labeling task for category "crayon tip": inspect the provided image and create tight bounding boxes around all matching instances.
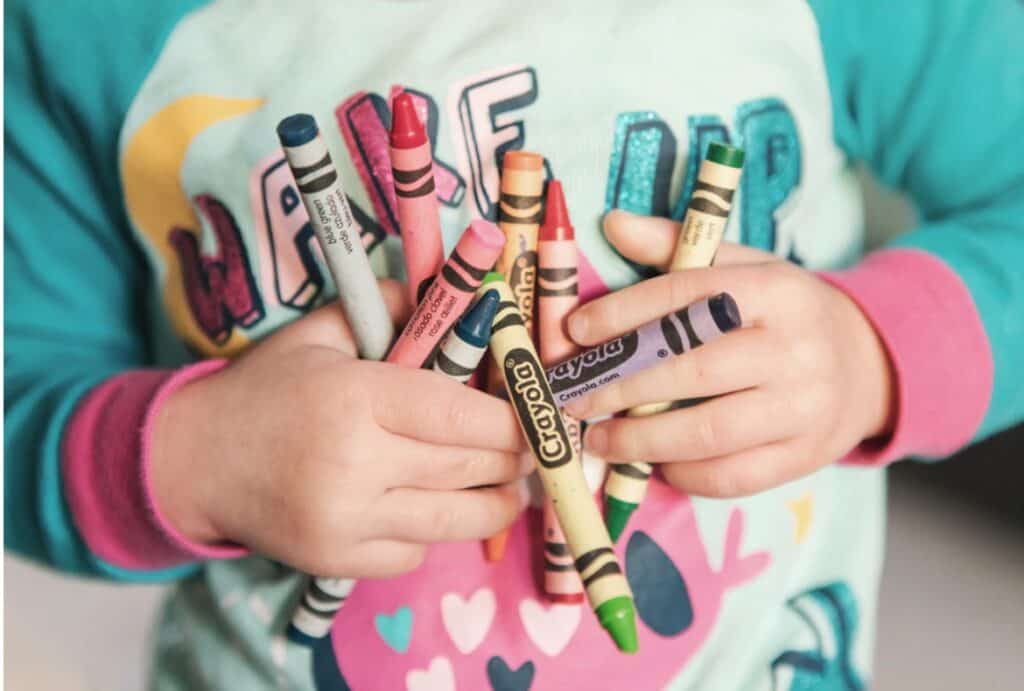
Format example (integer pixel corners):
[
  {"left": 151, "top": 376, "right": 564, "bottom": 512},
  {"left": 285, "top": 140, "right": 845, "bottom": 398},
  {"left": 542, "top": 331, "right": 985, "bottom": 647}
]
[
  {"left": 502, "top": 150, "right": 544, "bottom": 171},
  {"left": 456, "top": 289, "right": 500, "bottom": 347},
  {"left": 706, "top": 141, "right": 745, "bottom": 168},
  {"left": 596, "top": 596, "right": 639, "bottom": 654},
  {"left": 389, "top": 92, "right": 427, "bottom": 148},
  {"left": 285, "top": 624, "right": 319, "bottom": 647},
  {"left": 484, "top": 530, "right": 510, "bottom": 562},
  {"left": 605, "top": 496, "right": 637, "bottom": 543},
  {"left": 481, "top": 271, "right": 504, "bottom": 286},
  {"left": 539, "top": 180, "right": 574, "bottom": 241},
  {"left": 277, "top": 113, "right": 319, "bottom": 147},
  {"left": 467, "top": 219, "right": 506, "bottom": 249},
  {"left": 708, "top": 292, "right": 741, "bottom": 332},
  {"left": 547, "top": 592, "right": 586, "bottom": 605}
]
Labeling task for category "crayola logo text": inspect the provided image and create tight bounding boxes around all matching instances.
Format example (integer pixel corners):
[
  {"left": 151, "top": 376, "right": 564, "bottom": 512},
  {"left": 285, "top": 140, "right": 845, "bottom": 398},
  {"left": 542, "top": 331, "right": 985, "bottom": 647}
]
[
  {"left": 504, "top": 348, "right": 573, "bottom": 469},
  {"left": 546, "top": 331, "right": 639, "bottom": 393}
]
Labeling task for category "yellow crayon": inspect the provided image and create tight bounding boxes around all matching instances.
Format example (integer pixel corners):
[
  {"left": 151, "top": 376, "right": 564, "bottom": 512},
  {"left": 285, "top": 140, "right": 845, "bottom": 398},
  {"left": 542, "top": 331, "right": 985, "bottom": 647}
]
[
  {"left": 487, "top": 278, "right": 637, "bottom": 654},
  {"left": 484, "top": 151, "right": 545, "bottom": 561}
]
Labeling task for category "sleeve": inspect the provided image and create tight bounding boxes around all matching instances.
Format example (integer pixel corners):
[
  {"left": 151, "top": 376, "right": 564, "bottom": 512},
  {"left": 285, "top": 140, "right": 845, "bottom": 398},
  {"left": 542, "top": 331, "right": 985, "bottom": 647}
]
[
  {"left": 3, "top": 0, "right": 242, "bottom": 581},
  {"left": 808, "top": 0, "right": 1024, "bottom": 464}
]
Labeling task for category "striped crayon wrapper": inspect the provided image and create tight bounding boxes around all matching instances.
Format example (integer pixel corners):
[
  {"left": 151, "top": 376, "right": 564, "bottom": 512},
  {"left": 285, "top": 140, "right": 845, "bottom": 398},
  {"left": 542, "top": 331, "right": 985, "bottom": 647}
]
[
  {"left": 487, "top": 278, "right": 637, "bottom": 653},
  {"left": 278, "top": 114, "right": 394, "bottom": 361},
  {"left": 536, "top": 182, "right": 585, "bottom": 602},
  {"left": 545, "top": 294, "right": 742, "bottom": 408},
  {"left": 386, "top": 220, "right": 504, "bottom": 369},
  {"left": 497, "top": 151, "right": 545, "bottom": 339},
  {"left": 389, "top": 93, "right": 445, "bottom": 304}
]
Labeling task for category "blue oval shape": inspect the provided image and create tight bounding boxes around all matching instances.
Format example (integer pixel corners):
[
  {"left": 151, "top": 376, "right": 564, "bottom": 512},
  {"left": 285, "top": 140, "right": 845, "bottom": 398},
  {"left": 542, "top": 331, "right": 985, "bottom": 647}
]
[{"left": 625, "top": 530, "right": 694, "bottom": 637}]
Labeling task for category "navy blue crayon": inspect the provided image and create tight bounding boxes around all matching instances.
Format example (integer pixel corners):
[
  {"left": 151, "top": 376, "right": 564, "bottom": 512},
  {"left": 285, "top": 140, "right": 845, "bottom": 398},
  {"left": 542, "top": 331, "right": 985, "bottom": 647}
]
[{"left": 434, "top": 290, "right": 501, "bottom": 383}]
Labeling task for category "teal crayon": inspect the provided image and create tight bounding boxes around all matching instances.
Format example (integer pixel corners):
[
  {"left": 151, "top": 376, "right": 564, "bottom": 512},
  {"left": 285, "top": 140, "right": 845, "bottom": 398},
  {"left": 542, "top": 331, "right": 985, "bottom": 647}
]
[{"left": 433, "top": 290, "right": 500, "bottom": 383}]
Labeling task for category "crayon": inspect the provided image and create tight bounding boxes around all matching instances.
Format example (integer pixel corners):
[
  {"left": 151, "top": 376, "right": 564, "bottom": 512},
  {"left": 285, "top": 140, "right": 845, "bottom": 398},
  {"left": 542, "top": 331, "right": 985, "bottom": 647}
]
[
  {"left": 389, "top": 93, "right": 445, "bottom": 304},
  {"left": 545, "top": 293, "right": 742, "bottom": 408},
  {"left": 496, "top": 151, "right": 545, "bottom": 337},
  {"left": 483, "top": 152, "right": 545, "bottom": 561},
  {"left": 488, "top": 278, "right": 638, "bottom": 654},
  {"left": 605, "top": 142, "right": 745, "bottom": 542},
  {"left": 279, "top": 114, "right": 395, "bottom": 644},
  {"left": 387, "top": 220, "right": 505, "bottom": 369},
  {"left": 537, "top": 180, "right": 585, "bottom": 604},
  {"left": 277, "top": 114, "right": 394, "bottom": 361},
  {"left": 433, "top": 289, "right": 500, "bottom": 383},
  {"left": 288, "top": 576, "right": 356, "bottom": 644}
]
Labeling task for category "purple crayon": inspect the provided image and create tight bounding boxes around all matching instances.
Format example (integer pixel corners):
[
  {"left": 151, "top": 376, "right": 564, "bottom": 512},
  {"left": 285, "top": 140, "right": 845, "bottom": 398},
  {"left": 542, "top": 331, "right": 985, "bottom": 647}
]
[{"left": 544, "top": 293, "right": 740, "bottom": 407}]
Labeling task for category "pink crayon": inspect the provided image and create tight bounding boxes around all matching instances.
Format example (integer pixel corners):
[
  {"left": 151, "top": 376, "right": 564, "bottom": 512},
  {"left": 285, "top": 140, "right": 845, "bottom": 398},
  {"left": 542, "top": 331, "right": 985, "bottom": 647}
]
[
  {"left": 386, "top": 220, "right": 504, "bottom": 368},
  {"left": 390, "top": 93, "right": 445, "bottom": 304}
]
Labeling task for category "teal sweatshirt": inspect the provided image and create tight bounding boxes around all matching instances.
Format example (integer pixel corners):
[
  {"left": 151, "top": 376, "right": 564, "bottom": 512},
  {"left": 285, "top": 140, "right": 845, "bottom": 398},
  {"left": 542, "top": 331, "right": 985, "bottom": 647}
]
[{"left": 5, "top": 1, "right": 1022, "bottom": 689}]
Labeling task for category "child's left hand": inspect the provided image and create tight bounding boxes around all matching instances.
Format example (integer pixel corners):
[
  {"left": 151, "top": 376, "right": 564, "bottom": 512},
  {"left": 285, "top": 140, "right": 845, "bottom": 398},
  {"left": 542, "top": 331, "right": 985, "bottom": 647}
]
[{"left": 563, "top": 210, "right": 896, "bottom": 498}]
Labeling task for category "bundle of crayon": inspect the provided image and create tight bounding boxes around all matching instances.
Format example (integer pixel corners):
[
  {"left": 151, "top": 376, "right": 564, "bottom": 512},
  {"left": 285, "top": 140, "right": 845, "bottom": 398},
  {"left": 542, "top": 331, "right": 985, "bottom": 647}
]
[
  {"left": 483, "top": 150, "right": 546, "bottom": 563},
  {"left": 604, "top": 142, "right": 745, "bottom": 541}
]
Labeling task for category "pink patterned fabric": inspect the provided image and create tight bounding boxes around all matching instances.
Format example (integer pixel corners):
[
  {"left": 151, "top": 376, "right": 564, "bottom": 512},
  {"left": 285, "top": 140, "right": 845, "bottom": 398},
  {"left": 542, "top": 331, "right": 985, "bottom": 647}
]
[
  {"left": 62, "top": 359, "right": 246, "bottom": 569},
  {"left": 821, "top": 248, "right": 993, "bottom": 466}
]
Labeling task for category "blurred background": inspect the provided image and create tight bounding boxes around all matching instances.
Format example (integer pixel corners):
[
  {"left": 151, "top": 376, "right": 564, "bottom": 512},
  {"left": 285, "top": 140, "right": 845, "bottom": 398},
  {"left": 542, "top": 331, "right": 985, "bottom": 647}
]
[{"left": 5, "top": 174, "right": 1023, "bottom": 689}]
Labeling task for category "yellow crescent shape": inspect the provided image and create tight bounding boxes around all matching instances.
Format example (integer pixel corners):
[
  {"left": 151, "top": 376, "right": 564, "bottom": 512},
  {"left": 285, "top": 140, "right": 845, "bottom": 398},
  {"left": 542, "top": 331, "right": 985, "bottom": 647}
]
[{"left": 122, "top": 95, "right": 264, "bottom": 357}]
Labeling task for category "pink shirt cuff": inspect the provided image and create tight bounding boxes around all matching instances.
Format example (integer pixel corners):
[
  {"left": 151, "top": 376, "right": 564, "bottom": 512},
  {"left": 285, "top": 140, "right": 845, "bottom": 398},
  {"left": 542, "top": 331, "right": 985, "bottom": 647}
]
[
  {"left": 820, "top": 248, "right": 993, "bottom": 466},
  {"left": 62, "top": 360, "right": 247, "bottom": 570}
]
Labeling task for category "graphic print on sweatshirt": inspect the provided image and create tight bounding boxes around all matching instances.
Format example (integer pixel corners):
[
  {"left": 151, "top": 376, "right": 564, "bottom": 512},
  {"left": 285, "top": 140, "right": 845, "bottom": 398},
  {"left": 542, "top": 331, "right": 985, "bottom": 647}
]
[{"left": 121, "top": 63, "right": 808, "bottom": 358}]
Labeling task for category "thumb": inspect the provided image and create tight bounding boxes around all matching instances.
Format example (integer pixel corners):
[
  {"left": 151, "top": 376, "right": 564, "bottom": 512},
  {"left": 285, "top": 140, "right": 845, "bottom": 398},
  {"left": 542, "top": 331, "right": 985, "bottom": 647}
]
[
  {"left": 264, "top": 278, "right": 410, "bottom": 355},
  {"left": 603, "top": 209, "right": 774, "bottom": 268}
]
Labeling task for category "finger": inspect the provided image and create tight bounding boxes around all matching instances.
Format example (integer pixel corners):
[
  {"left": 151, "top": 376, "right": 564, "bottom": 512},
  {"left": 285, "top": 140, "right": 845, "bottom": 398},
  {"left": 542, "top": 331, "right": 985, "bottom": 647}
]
[
  {"left": 387, "top": 436, "right": 533, "bottom": 491},
  {"left": 604, "top": 210, "right": 777, "bottom": 269},
  {"left": 267, "top": 279, "right": 411, "bottom": 355},
  {"left": 373, "top": 485, "right": 522, "bottom": 543},
  {"left": 583, "top": 388, "right": 797, "bottom": 463},
  {"left": 661, "top": 440, "right": 813, "bottom": 498},
  {"left": 372, "top": 364, "right": 525, "bottom": 453},
  {"left": 567, "top": 264, "right": 768, "bottom": 346},
  {"left": 564, "top": 328, "right": 770, "bottom": 419}
]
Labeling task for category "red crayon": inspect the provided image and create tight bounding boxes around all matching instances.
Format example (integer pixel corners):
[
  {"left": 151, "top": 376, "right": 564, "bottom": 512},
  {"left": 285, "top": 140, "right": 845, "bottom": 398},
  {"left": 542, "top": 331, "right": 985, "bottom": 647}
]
[
  {"left": 390, "top": 93, "right": 446, "bottom": 304},
  {"left": 386, "top": 220, "right": 504, "bottom": 369},
  {"left": 537, "top": 180, "right": 585, "bottom": 604}
]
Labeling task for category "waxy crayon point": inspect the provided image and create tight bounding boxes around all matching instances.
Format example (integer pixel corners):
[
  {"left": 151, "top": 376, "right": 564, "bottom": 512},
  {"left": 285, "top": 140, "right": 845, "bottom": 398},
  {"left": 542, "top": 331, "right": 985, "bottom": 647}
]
[
  {"left": 480, "top": 271, "right": 504, "bottom": 286},
  {"left": 605, "top": 496, "right": 636, "bottom": 544},
  {"left": 456, "top": 289, "right": 499, "bottom": 347},
  {"left": 389, "top": 92, "right": 427, "bottom": 148},
  {"left": 539, "top": 180, "right": 574, "bottom": 241},
  {"left": 597, "top": 596, "right": 639, "bottom": 654},
  {"left": 468, "top": 218, "right": 506, "bottom": 250},
  {"left": 502, "top": 149, "right": 544, "bottom": 171},
  {"left": 286, "top": 624, "right": 318, "bottom": 646},
  {"left": 276, "top": 113, "right": 318, "bottom": 147},
  {"left": 484, "top": 532, "right": 510, "bottom": 563},
  {"left": 708, "top": 292, "right": 741, "bottom": 332},
  {"left": 706, "top": 141, "right": 746, "bottom": 168}
]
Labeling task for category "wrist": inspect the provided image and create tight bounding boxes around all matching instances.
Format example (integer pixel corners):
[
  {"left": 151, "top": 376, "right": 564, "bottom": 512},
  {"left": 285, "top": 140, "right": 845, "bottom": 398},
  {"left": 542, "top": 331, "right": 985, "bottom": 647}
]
[{"left": 146, "top": 360, "right": 230, "bottom": 548}]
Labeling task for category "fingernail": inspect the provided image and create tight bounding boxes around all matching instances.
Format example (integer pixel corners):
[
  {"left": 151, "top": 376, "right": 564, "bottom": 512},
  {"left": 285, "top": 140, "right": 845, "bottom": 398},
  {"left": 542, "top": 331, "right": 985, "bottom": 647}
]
[
  {"left": 584, "top": 425, "right": 608, "bottom": 455},
  {"left": 567, "top": 312, "right": 587, "bottom": 342}
]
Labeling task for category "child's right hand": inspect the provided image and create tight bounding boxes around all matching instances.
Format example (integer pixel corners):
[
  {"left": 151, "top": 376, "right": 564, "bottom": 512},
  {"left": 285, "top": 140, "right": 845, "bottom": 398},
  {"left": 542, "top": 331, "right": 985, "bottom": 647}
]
[{"left": 149, "top": 279, "right": 529, "bottom": 579}]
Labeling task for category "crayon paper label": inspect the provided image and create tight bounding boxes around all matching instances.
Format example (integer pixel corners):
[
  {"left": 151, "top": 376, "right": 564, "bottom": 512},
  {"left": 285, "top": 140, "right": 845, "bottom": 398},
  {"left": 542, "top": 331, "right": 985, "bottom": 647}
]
[
  {"left": 503, "top": 348, "right": 573, "bottom": 469},
  {"left": 547, "top": 331, "right": 639, "bottom": 394}
]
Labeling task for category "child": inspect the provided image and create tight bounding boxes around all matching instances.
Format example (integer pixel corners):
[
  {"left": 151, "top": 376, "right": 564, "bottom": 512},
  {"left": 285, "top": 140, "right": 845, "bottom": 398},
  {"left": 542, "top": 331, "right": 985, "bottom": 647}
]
[{"left": 6, "top": 0, "right": 1022, "bottom": 688}]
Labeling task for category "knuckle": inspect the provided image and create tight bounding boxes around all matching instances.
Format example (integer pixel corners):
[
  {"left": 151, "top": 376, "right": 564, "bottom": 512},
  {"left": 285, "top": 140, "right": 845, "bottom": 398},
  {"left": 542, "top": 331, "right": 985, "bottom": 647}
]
[
  {"left": 691, "top": 412, "right": 720, "bottom": 457},
  {"left": 426, "top": 502, "right": 458, "bottom": 541}
]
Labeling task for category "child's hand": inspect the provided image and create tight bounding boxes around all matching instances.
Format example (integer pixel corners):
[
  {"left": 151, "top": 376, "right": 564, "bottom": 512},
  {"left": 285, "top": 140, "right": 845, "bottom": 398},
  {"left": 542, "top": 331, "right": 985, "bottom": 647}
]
[
  {"left": 151, "top": 279, "right": 529, "bottom": 578},
  {"left": 563, "top": 211, "right": 896, "bottom": 498}
]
